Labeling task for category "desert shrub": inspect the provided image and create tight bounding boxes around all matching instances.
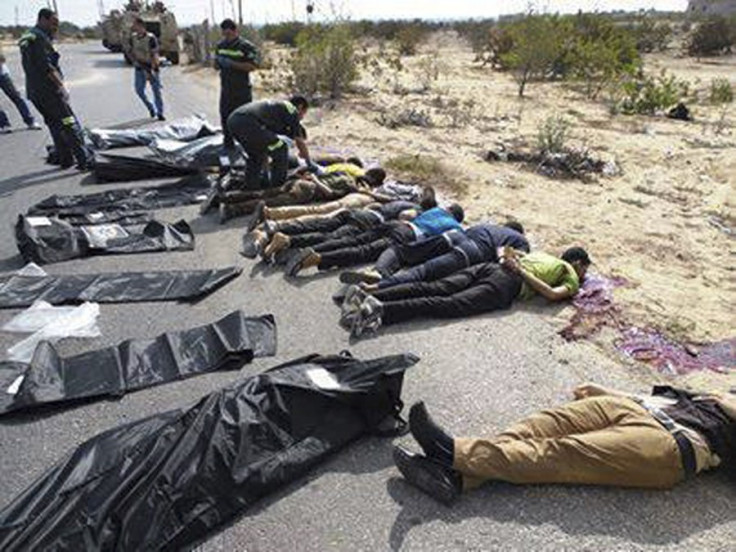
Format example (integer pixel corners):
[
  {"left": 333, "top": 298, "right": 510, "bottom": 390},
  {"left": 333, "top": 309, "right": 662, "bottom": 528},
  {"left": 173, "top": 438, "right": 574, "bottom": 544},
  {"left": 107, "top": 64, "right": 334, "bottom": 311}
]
[
  {"left": 499, "top": 14, "right": 569, "bottom": 97},
  {"left": 416, "top": 53, "right": 444, "bottom": 91},
  {"left": 262, "top": 22, "right": 307, "bottom": 46},
  {"left": 563, "top": 14, "right": 641, "bottom": 99},
  {"left": 618, "top": 69, "right": 690, "bottom": 115},
  {"left": 629, "top": 16, "right": 673, "bottom": 52},
  {"left": 395, "top": 24, "right": 429, "bottom": 56},
  {"left": 710, "top": 78, "right": 734, "bottom": 104},
  {"left": 444, "top": 98, "right": 479, "bottom": 128},
  {"left": 290, "top": 24, "right": 358, "bottom": 99},
  {"left": 474, "top": 27, "right": 515, "bottom": 68},
  {"left": 359, "top": 42, "right": 405, "bottom": 92},
  {"left": 686, "top": 17, "right": 736, "bottom": 57},
  {"left": 376, "top": 108, "right": 432, "bottom": 129},
  {"left": 385, "top": 154, "right": 468, "bottom": 196},
  {"left": 537, "top": 116, "right": 571, "bottom": 153}
]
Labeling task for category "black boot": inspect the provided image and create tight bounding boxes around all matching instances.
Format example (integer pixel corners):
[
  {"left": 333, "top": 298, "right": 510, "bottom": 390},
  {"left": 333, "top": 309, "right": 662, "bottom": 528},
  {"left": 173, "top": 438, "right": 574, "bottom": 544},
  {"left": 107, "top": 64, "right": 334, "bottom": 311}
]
[
  {"left": 409, "top": 401, "right": 454, "bottom": 466},
  {"left": 393, "top": 446, "right": 462, "bottom": 505}
]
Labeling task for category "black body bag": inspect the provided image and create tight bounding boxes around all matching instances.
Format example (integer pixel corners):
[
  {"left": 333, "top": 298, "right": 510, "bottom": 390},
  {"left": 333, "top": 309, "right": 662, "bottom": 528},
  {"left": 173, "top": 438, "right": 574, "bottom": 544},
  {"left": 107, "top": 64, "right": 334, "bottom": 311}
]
[{"left": 0, "top": 352, "right": 418, "bottom": 551}]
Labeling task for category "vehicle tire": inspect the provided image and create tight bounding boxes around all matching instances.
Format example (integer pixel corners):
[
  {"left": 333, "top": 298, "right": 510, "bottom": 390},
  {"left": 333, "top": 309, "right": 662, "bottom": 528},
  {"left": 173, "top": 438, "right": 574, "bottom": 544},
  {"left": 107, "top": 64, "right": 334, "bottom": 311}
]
[{"left": 167, "top": 51, "right": 180, "bottom": 65}]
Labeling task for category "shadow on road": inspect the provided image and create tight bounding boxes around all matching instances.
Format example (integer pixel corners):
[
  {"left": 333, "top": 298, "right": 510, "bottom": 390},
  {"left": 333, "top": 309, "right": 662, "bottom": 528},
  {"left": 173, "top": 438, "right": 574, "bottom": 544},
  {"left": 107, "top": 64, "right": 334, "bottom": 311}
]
[
  {"left": 385, "top": 472, "right": 736, "bottom": 549},
  {"left": 0, "top": 168, "right": 76, "bottom": 196},
  {"left": 92, "top": 58, "right": 128, "bottom": 69}
]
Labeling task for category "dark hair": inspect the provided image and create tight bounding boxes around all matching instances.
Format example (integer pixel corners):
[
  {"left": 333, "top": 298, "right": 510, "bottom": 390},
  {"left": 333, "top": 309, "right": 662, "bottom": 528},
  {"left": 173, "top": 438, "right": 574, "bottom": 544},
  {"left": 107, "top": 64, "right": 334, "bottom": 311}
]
[
  {"left": 419, "top": 186, "right": 437, "bottom": 210},
  {"left": 447, "top": 203, "right": 465, "bottom": 223},
  {"left": 562, "top": 247, "right": 591, "bottom": 266},
  {"left": 133, "top": 16, "right": 145, "bottom": 26},
  {"left": 503, "top": 220, "right": 525, "bottom": 234},
  {"left": 346, "top": 156, "right": 364, "bottom": 168},
  {"left": 38, "top": 8, "right": 56, "bottom": 21},
  {"left": 290, "top": 95, "right": 309, "bottom": 111},
  {"left": 220, "top": 18, "right": 237, "bottom": 31},
  {"left": 362, "top": 167, "right": 386, "bottom": 187}
]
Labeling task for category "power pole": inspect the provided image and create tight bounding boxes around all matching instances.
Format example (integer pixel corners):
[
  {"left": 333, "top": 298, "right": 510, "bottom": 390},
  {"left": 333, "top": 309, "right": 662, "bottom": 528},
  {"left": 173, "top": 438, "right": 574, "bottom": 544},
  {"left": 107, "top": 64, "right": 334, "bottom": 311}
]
[
  {"left": 15, "top": 5, "right": 19, "bottom": 26},
  {"left": 238, "top": 0, "right": 242, "bottom": 25},
  {"left": 210, "top": 0, "right": 215, "bottom": 24}
]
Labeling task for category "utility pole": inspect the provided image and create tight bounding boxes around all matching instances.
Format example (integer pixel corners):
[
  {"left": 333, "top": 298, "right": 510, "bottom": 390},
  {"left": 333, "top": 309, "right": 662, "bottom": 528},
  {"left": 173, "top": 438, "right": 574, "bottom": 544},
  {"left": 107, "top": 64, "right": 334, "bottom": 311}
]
[
  {"left": 238, "top": 0, "right": 242, "bottom": 25},
  {"left": 210, "top": 0, "right": 215, "bottom": 24},
  {"left": 15, "top": 5, "right": 19, "bottom": 26}
]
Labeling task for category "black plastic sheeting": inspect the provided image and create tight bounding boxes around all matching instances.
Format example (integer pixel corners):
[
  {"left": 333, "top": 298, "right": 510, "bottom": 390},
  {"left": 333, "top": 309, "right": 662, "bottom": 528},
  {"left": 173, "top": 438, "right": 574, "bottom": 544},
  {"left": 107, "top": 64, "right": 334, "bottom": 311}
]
[
  {"left": 149, "top": 134, "right": 244, "bottom": 168},
  {"left": 93, "top": 152, "right": 201, "bottom": 182},
  {"left": 0, "top": 311, "right": 277, "bottom": 416},
  {"left": 28, "top": 174, "right": 212, "bottom": 217},
  {"left": 87, "top": 116, "right": 219, "bottom": 150},
  {"left": 0, "top": 352, "right": 417, "bottom": 550},
  {"left": 0, "top": 267, "right": 242, "bottom": 308},
  {"left": 15, "top": 216, "right": 195, "bottom": 265}
]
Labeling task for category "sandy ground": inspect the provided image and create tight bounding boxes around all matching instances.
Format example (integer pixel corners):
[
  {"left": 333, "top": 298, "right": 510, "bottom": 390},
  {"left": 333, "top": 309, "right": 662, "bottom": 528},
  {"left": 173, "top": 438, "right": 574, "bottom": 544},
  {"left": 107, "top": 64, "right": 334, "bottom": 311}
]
[{"left": 191, "top": 31, "right": 734, "bottom": 369}]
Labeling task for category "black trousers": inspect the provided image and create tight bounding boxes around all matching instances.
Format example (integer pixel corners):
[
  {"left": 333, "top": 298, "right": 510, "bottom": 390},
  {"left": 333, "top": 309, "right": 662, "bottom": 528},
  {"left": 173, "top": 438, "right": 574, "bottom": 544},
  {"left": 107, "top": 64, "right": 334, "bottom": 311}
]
[
  {"left": 379, "top": 237, "right": 498, "bottom": 288},
  {"left": 227, "top": 111, "right": 288, "bottom": 189},
  {"left": 220, "top": 89, "right": 252, "bottom": 149},
  {"left": 372, "top": 263, "right": 522, "bottom": 325},
  {"left": 316, "top": 222, "right": 414, "bottom": 270},
  {"left": 31, "top": 92, "right": 90, "bottom": 167}
]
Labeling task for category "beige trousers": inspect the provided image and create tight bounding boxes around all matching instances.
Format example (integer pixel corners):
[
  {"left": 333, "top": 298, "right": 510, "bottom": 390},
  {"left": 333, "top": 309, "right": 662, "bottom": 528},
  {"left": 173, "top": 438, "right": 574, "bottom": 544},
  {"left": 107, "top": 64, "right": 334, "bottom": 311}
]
[
  {"left": 454, "top": 396, "right": 684, "bottom": 490},
  {"left": 267, "top": 193, "right": 373, "bottom": 221}
]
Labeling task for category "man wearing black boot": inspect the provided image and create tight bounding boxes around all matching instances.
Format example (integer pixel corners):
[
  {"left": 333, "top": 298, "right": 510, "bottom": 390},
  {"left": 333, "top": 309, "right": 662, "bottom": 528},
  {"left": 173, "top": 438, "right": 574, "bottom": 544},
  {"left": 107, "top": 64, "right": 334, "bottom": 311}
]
[
  {"left": 19, "top": 9, "right": 93, "bottom": 170},
  {"left": 394, "top": 384, "right": 736, "bottom": 505}
]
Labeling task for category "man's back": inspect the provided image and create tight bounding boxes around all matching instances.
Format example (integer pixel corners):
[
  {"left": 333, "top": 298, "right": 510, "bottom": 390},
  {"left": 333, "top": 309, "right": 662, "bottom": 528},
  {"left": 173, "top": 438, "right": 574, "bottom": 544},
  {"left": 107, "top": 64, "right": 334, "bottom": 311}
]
[
  {"left": 467, "top": 223, "right": 529, "bottom": 253},
  {"left": 19, "top": 27, "right": 57, "bottom": 99},
  {"left": 233, "top": 99, "right": 301, "bottom": 139}
]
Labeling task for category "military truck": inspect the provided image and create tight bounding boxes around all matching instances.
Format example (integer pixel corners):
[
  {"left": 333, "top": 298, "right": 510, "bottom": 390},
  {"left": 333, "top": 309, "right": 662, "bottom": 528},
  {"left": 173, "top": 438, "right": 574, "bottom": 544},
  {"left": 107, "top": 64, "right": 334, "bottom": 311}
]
[{"left": 101, "top": 1, "right": 180, "bottom": 65}]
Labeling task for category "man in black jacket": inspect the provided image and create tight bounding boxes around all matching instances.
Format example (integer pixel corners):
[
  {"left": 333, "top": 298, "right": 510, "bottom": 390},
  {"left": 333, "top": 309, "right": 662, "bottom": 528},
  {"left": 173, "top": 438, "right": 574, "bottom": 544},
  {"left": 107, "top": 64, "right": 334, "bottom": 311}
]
[
  {"left": 227, "top": 96, "right": 313, "bottom": 189},
  {"left": 19, "top": 9, "right": 92, "bottom": 169},
  {"left": 393, "top": 383, "right": 736, "bottom": 504}
]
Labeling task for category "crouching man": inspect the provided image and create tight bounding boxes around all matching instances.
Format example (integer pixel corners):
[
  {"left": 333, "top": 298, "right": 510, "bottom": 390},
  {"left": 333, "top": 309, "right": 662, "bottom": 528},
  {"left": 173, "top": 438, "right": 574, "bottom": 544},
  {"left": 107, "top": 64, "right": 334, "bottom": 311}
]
[{"left": 394, "top": 384, "right": 736, "bottom": 504}]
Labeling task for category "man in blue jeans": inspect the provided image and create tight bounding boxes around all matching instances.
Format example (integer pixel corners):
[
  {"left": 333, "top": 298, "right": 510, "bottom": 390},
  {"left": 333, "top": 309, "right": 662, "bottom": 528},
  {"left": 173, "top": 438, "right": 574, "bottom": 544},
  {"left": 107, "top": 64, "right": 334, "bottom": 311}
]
[
  {"left": 0, "top": 45, "right": 41, "bottom": 133},
  {"left": 128, "top": 17, "right": 164, "bottom": 121}
]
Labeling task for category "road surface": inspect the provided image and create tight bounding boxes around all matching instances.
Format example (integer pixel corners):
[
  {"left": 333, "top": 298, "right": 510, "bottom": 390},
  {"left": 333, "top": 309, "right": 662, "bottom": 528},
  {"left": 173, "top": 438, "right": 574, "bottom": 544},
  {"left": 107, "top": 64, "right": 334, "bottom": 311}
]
[{"left": 0, "top": 42, "right": 734, "bottom": 551}]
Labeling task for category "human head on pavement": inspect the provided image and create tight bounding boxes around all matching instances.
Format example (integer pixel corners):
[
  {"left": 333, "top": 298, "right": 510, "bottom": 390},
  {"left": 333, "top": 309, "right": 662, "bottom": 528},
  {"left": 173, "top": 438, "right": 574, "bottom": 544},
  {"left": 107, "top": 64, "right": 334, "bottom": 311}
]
[
  {"left": 220, "top": 18, "right": 238, "bottom": 41},
  {"left": 132, "top": 16, "right": 146, "bottom": 35},
  {"left": 37, "top": 8, "right": 59, "bottom": 36},
  {"left": 290, "top": 95, "right": 309, "bottom": 119},
  {"left": 561, "top": 246, "right": 591, "bottom": 280}
]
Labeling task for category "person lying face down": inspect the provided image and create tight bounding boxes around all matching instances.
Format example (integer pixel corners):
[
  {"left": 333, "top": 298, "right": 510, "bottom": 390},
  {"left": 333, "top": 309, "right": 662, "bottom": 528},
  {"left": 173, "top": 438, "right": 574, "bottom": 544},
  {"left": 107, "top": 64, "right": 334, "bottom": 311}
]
[
  {"left": 341, "top": 247, "right": 591, "bottom": 337},
  {"left": 217, "top": 166, "right": 387, "bottom": 223},
  {"left": 392, "top": 384, "right": 736, "bottom": 505},
  {"left": 339, "top": 220, "right": 530, "bottom": 287},
  {"left": 241, "top": 187, "right": 439, "bottom": 261},
  {"left": 284, "top": 203, "right": 467, "bottom": 277}
]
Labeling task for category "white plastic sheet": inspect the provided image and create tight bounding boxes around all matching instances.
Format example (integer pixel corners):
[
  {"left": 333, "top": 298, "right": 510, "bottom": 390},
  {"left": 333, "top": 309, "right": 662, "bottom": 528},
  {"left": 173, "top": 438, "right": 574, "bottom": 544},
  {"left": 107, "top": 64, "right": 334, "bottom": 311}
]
[{"left": 3, "top": 301, "right": 101, "bottom": 363}]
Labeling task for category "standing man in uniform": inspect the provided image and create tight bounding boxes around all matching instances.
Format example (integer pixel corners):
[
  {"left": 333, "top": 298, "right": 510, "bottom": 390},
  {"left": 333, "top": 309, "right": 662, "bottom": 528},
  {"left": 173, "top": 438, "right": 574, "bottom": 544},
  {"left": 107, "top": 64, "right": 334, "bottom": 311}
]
[
  {"left": 129, "top": 16, "right": 165, "bottom": 121},
  {"left": 215, "top": 19, "right": 259, "bottom": 151},
  {"left": 0, "top": 44, "right": 41, "bottom": 133},
  {"left": 19, "top": 9, "right": 92, "bottom": 169},
  {"left": 227, "top": 96, "right": 314, "bottom": 189}
]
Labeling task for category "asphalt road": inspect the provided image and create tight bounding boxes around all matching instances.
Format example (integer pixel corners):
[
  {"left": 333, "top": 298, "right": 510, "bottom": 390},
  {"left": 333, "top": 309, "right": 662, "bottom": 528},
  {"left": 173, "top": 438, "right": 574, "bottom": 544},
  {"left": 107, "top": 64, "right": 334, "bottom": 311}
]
[{"left": 0, "top": 42, "right": 734, "bottom": 551}]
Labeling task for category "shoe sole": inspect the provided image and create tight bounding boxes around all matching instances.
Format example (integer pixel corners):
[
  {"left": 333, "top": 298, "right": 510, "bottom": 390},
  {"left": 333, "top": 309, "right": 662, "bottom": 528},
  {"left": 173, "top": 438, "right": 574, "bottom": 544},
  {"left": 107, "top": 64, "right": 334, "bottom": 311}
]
[
  {"left": 393, "top": 447, "right": 458, "bottom": 505},
  {"left": 339, "top": 271, "right": 381, "bottom": 285}
]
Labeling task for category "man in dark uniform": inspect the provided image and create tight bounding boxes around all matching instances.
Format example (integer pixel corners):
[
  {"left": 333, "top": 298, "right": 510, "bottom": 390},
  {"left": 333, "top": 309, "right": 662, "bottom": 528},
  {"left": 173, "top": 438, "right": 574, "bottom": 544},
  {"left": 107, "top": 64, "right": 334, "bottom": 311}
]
[
  {"left": 227, "top": 96, "right": 313, "bottom": 189},
  {"left": 19, "top": 9, "right": 92, "bottom": 170},
  {"left": 215, "top": 19, "right": 259, "bottom": 151}
]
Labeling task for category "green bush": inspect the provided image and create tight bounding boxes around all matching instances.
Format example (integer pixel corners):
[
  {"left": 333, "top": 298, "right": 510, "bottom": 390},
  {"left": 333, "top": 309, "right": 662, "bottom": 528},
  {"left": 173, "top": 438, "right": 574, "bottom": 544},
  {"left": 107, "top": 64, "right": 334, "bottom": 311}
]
[
  {"left": 710, "top": 78, "right": 734, "bottom": 104},
  {"left": 686, "top": 17, "right": 735, "bottom": 57},
  {"left": 563, "top": 14, "right": 641, "bottom": 99},
  {"left": 395, "top": 25, "right": 429, "bottom": 56},
  {"left": 290, "top": 25, "right": 358, "bottom": 99},
  {"left": 629, "top": 16, "right": 673, "bottom": 53},
  {"left": 618, "top": 69, "right": 690, "bottom": 115},
  {"left": 262, "top": 22, "right": 306, "bottom": 46},
  {"left": 499, "top": 15, "right": 569, "bottom": 97},
  {"left": 537, "top": 116, "right": 571, "bottom": 153}
]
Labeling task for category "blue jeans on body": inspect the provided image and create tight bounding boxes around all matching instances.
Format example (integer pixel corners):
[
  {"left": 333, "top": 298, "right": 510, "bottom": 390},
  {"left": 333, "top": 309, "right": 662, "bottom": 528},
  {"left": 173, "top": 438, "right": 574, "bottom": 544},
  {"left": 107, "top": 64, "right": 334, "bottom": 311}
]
[
  {"left": 0, "top": 73, "right": 35, "bottom": 127},
  {"left": 134, "top": 67, "right": 164, "bottom": 117}
]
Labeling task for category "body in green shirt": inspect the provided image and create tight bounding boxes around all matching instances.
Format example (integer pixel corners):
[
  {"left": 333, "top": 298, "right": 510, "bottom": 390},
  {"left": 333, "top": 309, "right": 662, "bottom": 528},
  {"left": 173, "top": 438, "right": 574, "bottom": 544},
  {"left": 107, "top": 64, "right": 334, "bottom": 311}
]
[{"left": 518, "top": 252, "right": 581, "bottom": 300}]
